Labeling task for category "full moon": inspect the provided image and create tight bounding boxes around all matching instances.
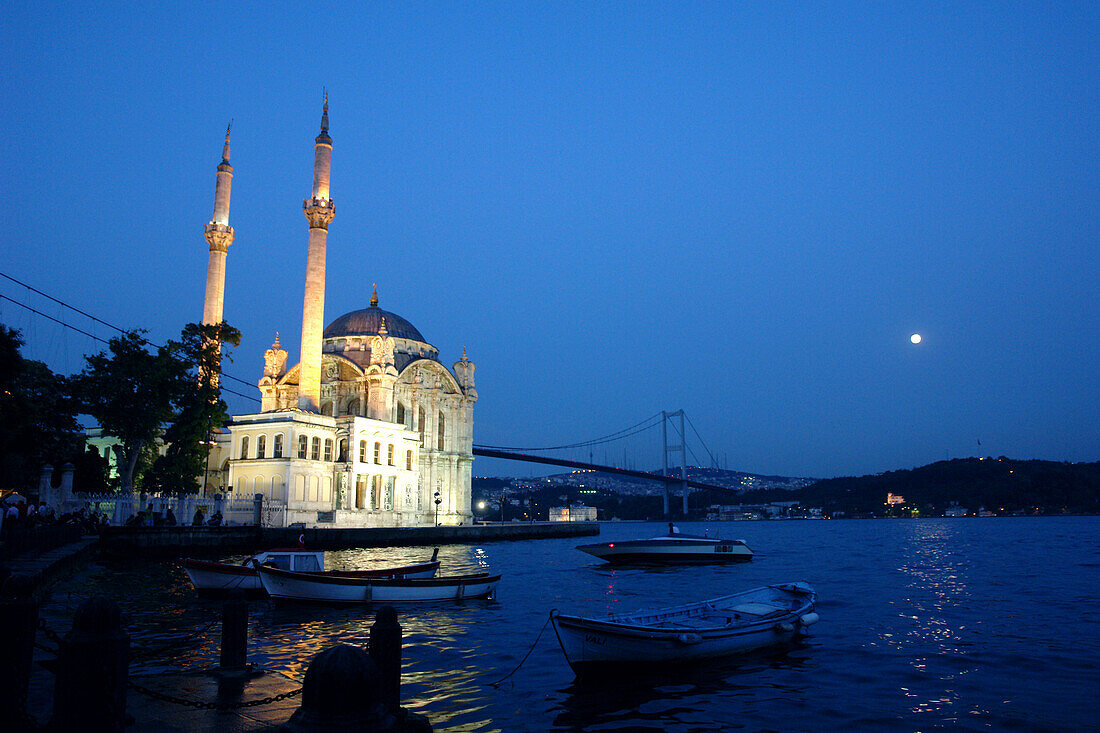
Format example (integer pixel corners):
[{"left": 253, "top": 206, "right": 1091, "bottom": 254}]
[{"left": 910, "top": 333, "right": 922, "bottom": 344}]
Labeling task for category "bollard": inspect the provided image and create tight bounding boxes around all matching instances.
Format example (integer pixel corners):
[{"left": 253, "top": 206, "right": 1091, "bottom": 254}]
[
  {"left": 220, "top": 589, "right": 249, "bottom": 671},
  {"left": 0, "top": 574, "right": 38, "bottom": 731},
  {"left": 51, "top": 596, "right": 130, "bottom": 733},
  {"left": 281, "top": 644, "right": 395, "bottom": 732},
  {"left": 370, "top": 605, "right": 402, "bottom": 716}
]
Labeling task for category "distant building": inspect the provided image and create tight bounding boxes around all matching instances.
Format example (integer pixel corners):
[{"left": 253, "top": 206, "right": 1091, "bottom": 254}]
[
  {"left": 549, "top": 505, "right": 597, "bottom": 522},
  {"left": 944, "top": 506, "right": 967, "bottom": 517},
  {"left": 886, "top": 493, "right": 906, "bottom": 506}
]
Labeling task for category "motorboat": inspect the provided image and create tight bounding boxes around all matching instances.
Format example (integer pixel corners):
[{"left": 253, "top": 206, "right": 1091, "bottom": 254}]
[
  {"left": 551, "top": 582, "right": 817, "bottom": 675},
  {"left": 576, "top": 526, "right": 753, "bottom": 564},
  {"left": 184, "top": 548, "right": 439, "bottom": 596},
  {"left": 253, "top": 560, "right": 500, "bottom": 604}
]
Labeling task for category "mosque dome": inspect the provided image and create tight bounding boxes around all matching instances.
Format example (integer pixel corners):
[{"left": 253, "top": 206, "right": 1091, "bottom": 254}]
[
  {"left": 323, "top": 306, "right": 426, "bottom": 342},
  {"left": 323, "top": 288, "right": 427, "bottom": 343}
]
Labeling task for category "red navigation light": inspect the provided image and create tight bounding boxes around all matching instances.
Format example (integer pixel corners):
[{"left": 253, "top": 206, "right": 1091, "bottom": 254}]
[{"left": 608, "top": 543, "right": 614, "bottom": 548}]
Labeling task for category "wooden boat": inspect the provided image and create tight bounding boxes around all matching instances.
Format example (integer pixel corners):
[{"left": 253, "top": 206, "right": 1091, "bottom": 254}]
[
  {"left": 184, "top": 548, "right": 439, "bottom": 596},
  {"left": 576, "top": 527, "right": 753, "bottom": 564},
  {"left": 551, "top": 582, "right": 817, "bottom": 674},
  {"left": 253, "top": 560, "right": 500, "bottom": 604}
]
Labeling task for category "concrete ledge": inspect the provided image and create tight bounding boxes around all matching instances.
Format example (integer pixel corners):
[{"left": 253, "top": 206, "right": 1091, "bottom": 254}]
[
  {"left": 98, "top": 522, "right": 599, "bottom": 555},
  {"left": 0, "top": 537, "right": 99, "bottom": 601}
]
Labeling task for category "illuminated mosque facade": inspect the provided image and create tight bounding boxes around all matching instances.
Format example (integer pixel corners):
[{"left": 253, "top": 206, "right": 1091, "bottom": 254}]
[{"left": 202, "top": 100, "right": 477, "bottom": 527}]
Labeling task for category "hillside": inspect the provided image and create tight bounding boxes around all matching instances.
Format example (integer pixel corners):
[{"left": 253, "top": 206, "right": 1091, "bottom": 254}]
[{"left": 739, "top": 457, "right": 1100, "bottom": 516}]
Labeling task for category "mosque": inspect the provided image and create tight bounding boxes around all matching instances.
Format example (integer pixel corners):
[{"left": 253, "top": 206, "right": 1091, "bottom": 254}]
[{"left": 199, "top": 99, "right": 477, "bottom": 527}]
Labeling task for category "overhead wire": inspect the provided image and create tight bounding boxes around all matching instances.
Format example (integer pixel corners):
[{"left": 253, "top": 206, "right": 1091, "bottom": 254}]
[
  {"left": 0, "top": 270, "right": 259, "bottom": 398},
  {"left": 0, "top": 292, "right": 258, "bottom": 404}
]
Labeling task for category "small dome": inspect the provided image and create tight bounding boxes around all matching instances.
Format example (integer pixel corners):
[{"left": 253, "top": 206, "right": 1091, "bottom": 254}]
[{"left": 324, "top": 305, "right": 426, "bottom": 342}]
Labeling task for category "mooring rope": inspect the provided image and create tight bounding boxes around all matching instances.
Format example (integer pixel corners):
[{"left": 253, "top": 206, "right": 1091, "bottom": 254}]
[{"left": 488, "top": 612, "right": 553, "bottom": 688}]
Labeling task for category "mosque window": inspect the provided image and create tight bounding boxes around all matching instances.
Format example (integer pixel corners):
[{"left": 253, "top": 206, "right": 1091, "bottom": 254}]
[
  {"left": 323, "top": 439, "right": 333, "bottom": 462},
  {"left": 359, "top": 440, "right": 367, "bottom": 463},
  {"left": 387, "top": 444, "right": 394, "bottom": 466},
  {"left": 297, "top": 435, "right": 308, "bottom": 459},
  {"left": 374, "top": 442, "right": 381, "bottom": 464},
  {"left": 311, "top": 437, "right": 321, "bottom": 461},
  {"left": 254, "top": 476, "right": 264, "bottom": 496},
  {"left": 397, "top": 403, "right": 406, "bottom": 426},
  {"left": 273, "top": 434, "right": 284, "bottom": 458},
  {"left": 256, "top": 435, "right": 266, "bottom": 459},
  {"left": 240, "top": 437, "right": 250, "bottom": 460},
  {"left": 406, "top": 450, "right": 413, "bottom": 471},
  {"left": 338, "top": 439, "right": 348, "bottom": 462},
  {"left": 437, "top": 412, "right": 445, "bottom": 451}
]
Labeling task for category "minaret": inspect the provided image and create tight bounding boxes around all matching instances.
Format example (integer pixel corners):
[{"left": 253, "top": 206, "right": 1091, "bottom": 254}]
[
  {"left": 203, "top": 123, "right": 235, "bottom": 326},
  {"left": 298, "top": 94, "right": 335, "bottom": 411}
]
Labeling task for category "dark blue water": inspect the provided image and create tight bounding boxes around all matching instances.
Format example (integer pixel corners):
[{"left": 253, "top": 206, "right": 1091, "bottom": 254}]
[{"left": 39, "top": 517, "right": 1100, "bottom": 731}]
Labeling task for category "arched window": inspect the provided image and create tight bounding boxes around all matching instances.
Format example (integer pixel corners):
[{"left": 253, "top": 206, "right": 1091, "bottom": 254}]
[
  {"left": 297, "top": 435, "right": 308, "bottom": 459},
  {"left": 253, "top": 476, "right": 265, "bottom": 496},
  {"left": 321, "top": 402, "right": 334, "bottom": 416},
  {"left": 374, "top": 441, "right": 381, "bottom": 464},
  {"left": 406, "top": 450, "right": 413, "bottom": 471},
  {"left": 271, "top": 475, "right": 284, "bottom": 502},
  {"left": 311, "top": 437, "right": 321, "bottom": 461},
  {"left": 338, "top": 439, "right": 348, "bottom": 462},
  {"left": 256, "top": 435, "right": 266, "bottom": 459},
  {"left": 359, "top": 440, "right": 367, "bottom": 463},
  {"left": 396, "top": 403, "right": 406, "bottom": 426},
  {"left": 418, "top": 407, "right": 425, "bottom": 444},
  {"left": 273, "top": 434, "right": 284, "bottom": 459},
  {"left": 323, "top": 438, "right": 333, "bottom": 462},
  {"left": 240, "top": 436, "right": 250, "bottom": 460},
  {"left": 387, "top": 444, "right": 394, "bottom": 466},
  {"left": 437, "top": 412, "right": 445, "bottom": 451}
]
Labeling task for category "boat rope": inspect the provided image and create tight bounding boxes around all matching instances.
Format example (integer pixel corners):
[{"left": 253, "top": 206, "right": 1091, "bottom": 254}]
[{"left": 488, "top": 612, "right": 553, "bottom": 688}]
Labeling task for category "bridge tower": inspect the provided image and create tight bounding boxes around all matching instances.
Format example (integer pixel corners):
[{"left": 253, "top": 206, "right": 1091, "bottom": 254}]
[{"left": 661, "top": 410, "right": 689, "bottom": 516}]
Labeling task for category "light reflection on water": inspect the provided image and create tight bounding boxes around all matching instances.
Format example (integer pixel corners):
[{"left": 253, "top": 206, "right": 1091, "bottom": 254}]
[{"left": 34, "top": 518, "right": 1100, "bottom": 731}]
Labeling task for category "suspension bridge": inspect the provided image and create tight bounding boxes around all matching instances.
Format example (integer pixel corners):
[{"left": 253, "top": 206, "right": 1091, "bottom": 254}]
[{"left": 474, "top": 409, "right": 738, "bottom": 515}]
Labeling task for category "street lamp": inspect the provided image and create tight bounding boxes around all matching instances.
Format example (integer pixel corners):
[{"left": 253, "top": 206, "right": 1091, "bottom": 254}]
[{"left": 434, "top": 491, "right": 441, "bottom": 526}]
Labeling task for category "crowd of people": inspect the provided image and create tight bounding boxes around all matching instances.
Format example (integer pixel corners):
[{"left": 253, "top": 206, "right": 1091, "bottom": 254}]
[{"left": 2, "top": 499, "right": 108, "bottom": 534}]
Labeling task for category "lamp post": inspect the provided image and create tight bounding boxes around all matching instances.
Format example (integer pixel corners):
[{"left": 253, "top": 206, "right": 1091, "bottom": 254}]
[{"left": 434, "top": 491, "right": 441, "bottom": 526}]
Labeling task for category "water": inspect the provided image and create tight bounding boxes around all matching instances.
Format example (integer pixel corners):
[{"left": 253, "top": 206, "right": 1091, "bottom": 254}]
[{"left": 38, "top": 517, "right": 1100, "bottom": 731}]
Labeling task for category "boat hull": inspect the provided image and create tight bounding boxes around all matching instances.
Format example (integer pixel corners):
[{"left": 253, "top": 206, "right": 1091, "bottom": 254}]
[
  {"left": 255, "top": 564, "right": 500, "bottom": 604},
  {"left": 185, "top": 554, "right": 439, "bottom": 596},
  {"left": 551, "top": 582, "right": 816, "bottom": 674},
  {"left": 576, "top": 537, "right": 753, "bottom": 565}
]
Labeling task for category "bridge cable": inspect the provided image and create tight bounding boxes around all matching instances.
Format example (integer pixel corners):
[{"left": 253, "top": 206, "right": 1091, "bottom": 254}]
[
  {"left": 684, "top": 412, "right": 719, "bottom": 468},
  {"left": 474, "top": 412, "right": 663, "bottom": 452}
]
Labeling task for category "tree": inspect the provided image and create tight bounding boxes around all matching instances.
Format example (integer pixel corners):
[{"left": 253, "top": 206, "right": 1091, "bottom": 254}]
[
  {"left": 0, "top": 324, "right": 83, "bottom": 490},
  {"left": 146, "top": 322, "right": 241, "bottom": 495},
  {"left": 71, "top": 330, "right": 186, "bottom": 493}
]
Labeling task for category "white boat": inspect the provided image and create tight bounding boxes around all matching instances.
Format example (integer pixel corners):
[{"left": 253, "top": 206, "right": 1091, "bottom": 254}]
[
  {"left": 576, "top": 526, "right": 753, "bottom": 564},
  {"left": 551, "top": 582, "right": 818, "bottom": 675},
  {"left": 253, "top": 560, "right": 500, "bottom": 604},
  {"left": 184, "top": 548, "right": 439, "bottom": 596}
]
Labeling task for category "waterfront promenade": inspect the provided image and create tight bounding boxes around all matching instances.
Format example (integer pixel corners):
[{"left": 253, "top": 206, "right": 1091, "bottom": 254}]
[{"left": 5, "top": 522, "right": 599, "bottom": 731}]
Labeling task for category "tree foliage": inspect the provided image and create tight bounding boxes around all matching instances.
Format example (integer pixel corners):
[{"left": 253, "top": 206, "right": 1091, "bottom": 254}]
[
  {"left": 146, "top": 322, "right": 241, "bottom": 495},
  {"left": 0, "top": 324, "right": 83, "bottom": 490},
  {"left": 72, "top": 322, "right": 240, "bottom": 494}
]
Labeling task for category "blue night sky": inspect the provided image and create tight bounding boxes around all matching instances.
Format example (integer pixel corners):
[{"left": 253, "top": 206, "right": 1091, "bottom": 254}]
[{"left": 1, "top": 2, "right": 1097, "bottom": 479}]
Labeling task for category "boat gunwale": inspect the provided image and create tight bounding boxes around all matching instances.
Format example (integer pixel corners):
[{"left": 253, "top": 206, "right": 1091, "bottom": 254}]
[{"left": 254, "top": 563, "right": 500, "bottom": 587}]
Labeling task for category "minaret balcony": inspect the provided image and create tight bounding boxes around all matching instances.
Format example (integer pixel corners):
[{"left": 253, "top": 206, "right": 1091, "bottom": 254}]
[
  {"left": 205, "top": 222, "right": 234, "bottom": 234},
  {"left": 303, "top": 197, "right": 334, "bottom": 211}
]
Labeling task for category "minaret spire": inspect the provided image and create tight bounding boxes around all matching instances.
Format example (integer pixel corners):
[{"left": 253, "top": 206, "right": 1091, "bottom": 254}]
[
  {"left": 299, "top": 93, "right": 336, "bottom": 412},
  {"left": 203, "top": 123, "right": 235, "bottom": 327},
  {"left": 221, "top": 120, "right": 232, "bottom": 163}
]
